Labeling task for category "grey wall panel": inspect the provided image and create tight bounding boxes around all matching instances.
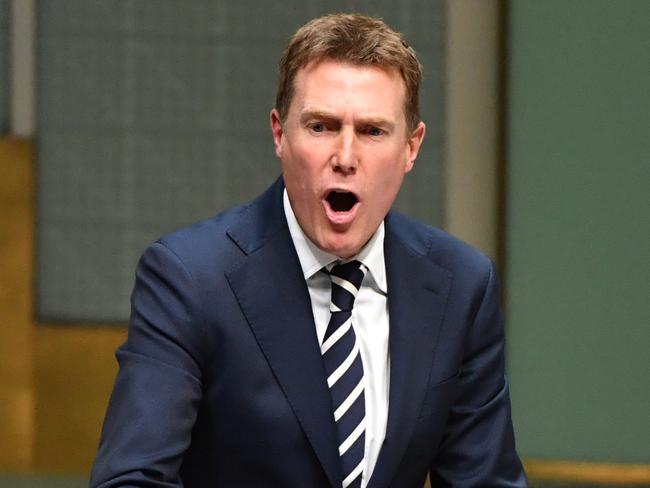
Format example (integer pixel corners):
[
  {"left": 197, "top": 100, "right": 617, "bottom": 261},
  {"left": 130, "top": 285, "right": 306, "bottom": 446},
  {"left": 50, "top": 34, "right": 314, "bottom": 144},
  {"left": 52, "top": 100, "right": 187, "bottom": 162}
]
[{"left": 37, "top": 0, "right": 446, "bottom": 322}]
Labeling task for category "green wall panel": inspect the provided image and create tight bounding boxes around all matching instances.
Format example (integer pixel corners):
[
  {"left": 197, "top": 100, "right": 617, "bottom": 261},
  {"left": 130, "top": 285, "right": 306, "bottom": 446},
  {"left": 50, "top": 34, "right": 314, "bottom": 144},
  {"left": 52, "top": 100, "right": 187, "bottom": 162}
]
[{"left": 505, "top": 0, "right": 649, "bottom": 463}]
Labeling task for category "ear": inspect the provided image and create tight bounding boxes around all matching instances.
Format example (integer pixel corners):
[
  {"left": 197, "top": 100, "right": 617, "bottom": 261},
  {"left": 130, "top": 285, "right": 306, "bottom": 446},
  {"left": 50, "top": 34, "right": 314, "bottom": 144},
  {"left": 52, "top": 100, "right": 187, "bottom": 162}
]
[
  {"left": 270, "top": 108, "right": 284, "bottom": 159},
  {"left": 405, "top": 121, "right": 426, "bottom": 173}
]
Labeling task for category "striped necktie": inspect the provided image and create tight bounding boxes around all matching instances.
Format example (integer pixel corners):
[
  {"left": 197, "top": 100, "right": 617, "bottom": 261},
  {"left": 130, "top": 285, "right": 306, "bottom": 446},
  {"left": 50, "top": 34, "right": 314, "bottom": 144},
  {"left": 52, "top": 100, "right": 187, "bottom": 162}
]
[{"left": 322, "top": 260, "right": 368, "bottom": 488}]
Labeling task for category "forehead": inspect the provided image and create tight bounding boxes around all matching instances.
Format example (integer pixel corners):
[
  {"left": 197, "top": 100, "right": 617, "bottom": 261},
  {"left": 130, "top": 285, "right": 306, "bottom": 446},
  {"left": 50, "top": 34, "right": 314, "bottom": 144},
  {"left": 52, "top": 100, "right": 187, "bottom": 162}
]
[{"left": 290, "top": 59, "right": 406, "bottom": 117}]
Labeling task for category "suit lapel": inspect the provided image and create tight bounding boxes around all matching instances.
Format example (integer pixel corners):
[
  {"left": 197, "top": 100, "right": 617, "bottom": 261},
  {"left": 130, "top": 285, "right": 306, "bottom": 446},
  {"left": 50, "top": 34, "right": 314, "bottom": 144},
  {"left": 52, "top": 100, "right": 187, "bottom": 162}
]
[
  {"left": 368, "top": 215, "right": 452, "bottom": 488},
  {"left": 225, "top": 179, "right": 342, "bottom": 487}
]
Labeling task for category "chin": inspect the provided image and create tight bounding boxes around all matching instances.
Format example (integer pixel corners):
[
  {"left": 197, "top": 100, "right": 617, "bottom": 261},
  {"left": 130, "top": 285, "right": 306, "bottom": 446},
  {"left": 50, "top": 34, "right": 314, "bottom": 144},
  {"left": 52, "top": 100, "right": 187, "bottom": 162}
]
[{"left": 319, "top": 237, "right": 362, "bottom": 259}]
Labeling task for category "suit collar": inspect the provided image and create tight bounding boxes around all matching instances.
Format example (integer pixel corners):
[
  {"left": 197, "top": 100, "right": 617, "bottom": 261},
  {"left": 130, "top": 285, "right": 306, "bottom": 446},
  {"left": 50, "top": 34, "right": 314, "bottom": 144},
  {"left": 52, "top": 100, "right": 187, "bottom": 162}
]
[{"left": 225, "top": 177, "right": 287, "bottom": 256}]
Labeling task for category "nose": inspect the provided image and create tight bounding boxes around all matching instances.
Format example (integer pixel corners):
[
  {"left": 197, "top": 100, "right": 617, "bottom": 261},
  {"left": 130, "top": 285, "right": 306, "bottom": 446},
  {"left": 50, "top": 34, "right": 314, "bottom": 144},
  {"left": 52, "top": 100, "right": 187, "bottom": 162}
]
[{"left": 331, "top": 129, "right": 358, "bottom": 174}]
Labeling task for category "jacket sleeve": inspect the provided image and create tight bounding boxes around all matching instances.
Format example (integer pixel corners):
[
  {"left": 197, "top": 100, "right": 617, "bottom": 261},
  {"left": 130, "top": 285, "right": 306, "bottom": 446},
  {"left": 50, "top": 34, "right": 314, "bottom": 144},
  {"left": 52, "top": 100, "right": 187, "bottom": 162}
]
[
  {"left": 430, "top": 260, "right": 528, "bottom": 487},
  {"left": 90, "top": 242, "right": 207, "bottom": 487}
]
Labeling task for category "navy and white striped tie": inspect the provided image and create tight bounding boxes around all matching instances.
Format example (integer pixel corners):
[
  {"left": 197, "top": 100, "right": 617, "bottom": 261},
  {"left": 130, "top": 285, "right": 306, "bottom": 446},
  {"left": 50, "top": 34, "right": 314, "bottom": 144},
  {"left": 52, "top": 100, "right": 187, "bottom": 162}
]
[{"left": 322, "top": 260, "right": 368, "bottom": 488}]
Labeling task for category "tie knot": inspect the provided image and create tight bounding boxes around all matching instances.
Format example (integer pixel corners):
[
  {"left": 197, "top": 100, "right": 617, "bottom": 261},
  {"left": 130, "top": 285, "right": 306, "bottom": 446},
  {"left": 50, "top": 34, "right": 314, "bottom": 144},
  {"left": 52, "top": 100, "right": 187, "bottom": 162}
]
[{"left": 329, "top": 260, "right": 367, "bottom": 312}]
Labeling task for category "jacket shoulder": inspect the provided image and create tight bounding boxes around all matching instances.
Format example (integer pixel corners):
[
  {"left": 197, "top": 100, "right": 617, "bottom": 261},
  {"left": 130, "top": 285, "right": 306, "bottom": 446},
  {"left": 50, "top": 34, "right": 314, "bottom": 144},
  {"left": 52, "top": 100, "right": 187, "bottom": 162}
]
[
  {"left": 386, "top": 212, "right": 493, "bottom": 278},
  {"left": 155, "top": 204, "right": 247, "bottom": 265}
]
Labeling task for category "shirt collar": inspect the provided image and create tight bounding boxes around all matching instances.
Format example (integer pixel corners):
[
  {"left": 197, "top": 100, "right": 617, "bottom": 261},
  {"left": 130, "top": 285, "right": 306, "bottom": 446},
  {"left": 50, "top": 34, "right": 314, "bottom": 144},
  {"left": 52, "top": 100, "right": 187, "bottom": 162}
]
[{"left": 283, "top": 189, "right": 387, "bottom": 293}]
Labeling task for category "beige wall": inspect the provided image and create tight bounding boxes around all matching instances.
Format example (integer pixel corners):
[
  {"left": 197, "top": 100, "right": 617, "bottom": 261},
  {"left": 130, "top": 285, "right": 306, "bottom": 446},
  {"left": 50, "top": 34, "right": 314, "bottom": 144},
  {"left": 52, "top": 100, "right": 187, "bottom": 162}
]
[{"left": 444, "top": 0, "right": 501, "bottom": 263}]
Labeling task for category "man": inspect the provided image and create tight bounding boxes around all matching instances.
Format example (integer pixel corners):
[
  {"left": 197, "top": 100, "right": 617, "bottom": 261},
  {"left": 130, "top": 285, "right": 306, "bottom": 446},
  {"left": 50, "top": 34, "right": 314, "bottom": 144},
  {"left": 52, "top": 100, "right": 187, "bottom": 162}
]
[{"left": 91, "top": 13, "right": 527, "bottom": 488}]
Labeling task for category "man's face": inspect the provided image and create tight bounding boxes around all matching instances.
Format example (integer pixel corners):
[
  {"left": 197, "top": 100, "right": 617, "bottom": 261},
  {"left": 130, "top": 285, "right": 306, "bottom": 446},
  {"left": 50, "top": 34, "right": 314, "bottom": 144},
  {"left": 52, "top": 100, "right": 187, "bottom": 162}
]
[{"left": 271, "top": 59, "right": 425, "bottom": 258}]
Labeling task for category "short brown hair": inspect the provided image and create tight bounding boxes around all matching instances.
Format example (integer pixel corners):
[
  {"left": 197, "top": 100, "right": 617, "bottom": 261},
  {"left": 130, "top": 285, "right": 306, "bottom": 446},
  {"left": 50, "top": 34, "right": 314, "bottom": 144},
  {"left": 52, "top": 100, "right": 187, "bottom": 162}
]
[{"left": 275, "top": 13, "right": 423, "bottom": 132}]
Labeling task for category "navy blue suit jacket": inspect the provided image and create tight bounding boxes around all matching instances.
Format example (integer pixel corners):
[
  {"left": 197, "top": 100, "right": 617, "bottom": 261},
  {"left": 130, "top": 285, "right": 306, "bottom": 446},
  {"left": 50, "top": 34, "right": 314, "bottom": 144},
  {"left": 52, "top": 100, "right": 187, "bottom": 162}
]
[{"left": 91, "top": 178, "right": 527, "bottom": 487}]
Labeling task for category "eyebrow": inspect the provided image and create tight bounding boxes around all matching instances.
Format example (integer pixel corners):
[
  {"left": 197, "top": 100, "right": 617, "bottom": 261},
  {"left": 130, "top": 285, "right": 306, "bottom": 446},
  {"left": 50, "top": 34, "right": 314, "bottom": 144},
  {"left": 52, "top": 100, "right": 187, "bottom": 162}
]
[
  {"left": 299, "top": 109, "right": 395, "bottom": 130},
  {"left": 299, "top": 110, "right": 337, "bottom": 124}
]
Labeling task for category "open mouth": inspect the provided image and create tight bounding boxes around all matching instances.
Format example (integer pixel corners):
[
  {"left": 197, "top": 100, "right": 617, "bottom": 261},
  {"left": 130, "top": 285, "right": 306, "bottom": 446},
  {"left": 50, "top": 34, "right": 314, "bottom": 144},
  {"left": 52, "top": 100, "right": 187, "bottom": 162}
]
[{"left": 326, "top": 190, "right": 358, "bottom": 212}]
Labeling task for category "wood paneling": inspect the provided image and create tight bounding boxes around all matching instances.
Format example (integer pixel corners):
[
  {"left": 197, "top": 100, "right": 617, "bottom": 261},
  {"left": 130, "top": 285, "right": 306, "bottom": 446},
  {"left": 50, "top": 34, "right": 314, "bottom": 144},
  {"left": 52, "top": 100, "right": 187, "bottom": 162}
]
[
  {"left": 33, "top": 325, "right": 125, "bottom": 473},
  {"left": 526, "top": 459, "right": 650, "bottom": 485},
  {"left": 0, "top": 138, "right": 34, "bottom": 469}
]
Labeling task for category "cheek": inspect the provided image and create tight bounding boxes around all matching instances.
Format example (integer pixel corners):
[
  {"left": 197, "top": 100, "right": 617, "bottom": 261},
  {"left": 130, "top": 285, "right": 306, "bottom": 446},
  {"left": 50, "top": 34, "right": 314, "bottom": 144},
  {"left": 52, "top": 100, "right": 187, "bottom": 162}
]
[
  {"left": 283, "top": 160, "right": 320, "bottom": 203},
  {"left": 376, "top": 159, "right": 407, "bottom": 196},
  {"left": 287, "top": 145, "right": 326, "bottom": 178},
  {"left": 282, "top": 151, "right": 308, "bottom": 183}
]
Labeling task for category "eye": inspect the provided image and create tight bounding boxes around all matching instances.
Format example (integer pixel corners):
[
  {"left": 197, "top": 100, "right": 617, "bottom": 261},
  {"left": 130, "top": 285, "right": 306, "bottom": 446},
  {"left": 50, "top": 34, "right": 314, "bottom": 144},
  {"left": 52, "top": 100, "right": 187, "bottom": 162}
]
[
  {"left": 309, "top": 122, "right": 326, "bottom": 133},
  {"left": 365, "top": 126, "right": 384, "bottom": 137}
]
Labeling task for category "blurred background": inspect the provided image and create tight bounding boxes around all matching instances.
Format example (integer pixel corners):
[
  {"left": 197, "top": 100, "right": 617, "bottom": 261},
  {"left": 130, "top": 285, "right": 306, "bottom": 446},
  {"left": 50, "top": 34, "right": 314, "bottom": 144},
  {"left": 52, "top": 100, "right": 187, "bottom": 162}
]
[{"left": 1, "top": 0, "right": 648, "bottom": 486}]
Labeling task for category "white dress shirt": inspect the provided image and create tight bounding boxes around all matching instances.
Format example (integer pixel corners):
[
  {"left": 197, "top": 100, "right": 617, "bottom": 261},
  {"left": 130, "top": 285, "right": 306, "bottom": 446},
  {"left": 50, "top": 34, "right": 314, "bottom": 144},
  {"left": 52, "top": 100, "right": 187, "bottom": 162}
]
[{"left": 283, "top": 190, "right": 390, "bottom": 487}]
